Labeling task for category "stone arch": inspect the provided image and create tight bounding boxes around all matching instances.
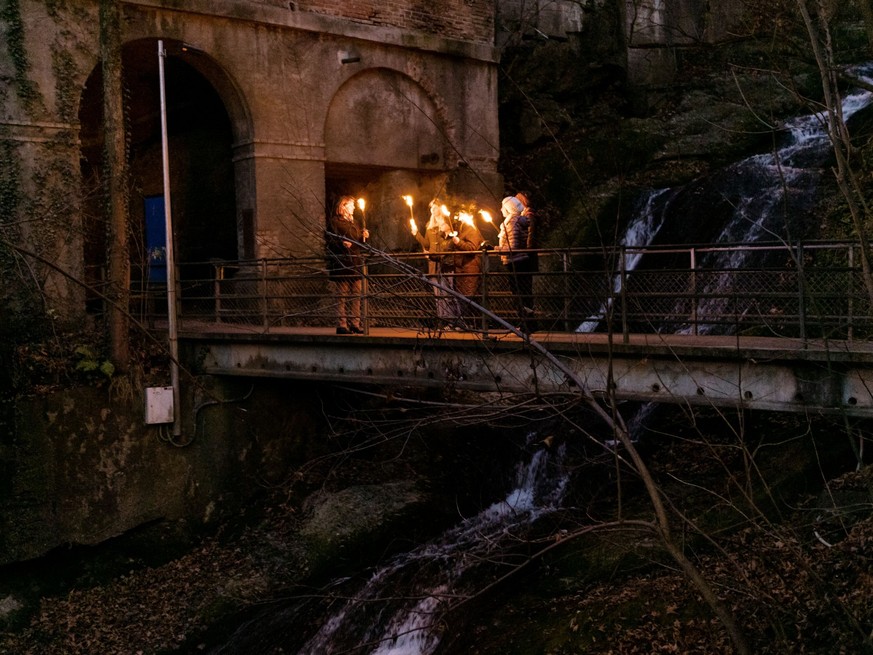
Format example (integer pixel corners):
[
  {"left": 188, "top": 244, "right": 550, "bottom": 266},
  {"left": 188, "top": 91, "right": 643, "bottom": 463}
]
[
  {"left": 324, "top": 68, "right": 451, "bottom": 172},
  {"left": 323, "top": 68, "right": 455, "bottom": 249},
  {"left": 78, "top": 38, "right": 254, "bottom": 310}
]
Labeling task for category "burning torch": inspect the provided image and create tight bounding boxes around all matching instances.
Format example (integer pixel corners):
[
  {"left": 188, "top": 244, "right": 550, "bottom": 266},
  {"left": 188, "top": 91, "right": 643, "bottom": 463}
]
[
  {"left": 356, "top": 197, "right": 367, "bottom": 240},
  {"left": 402, "top": 195, "right": 416, "bottom": 233}
]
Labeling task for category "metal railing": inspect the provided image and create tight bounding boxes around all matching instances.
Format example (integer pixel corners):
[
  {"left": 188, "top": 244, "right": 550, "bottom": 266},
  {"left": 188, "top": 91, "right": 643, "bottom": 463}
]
[{"left": 136, "top": 241, "right": 873, "bottom": 342}]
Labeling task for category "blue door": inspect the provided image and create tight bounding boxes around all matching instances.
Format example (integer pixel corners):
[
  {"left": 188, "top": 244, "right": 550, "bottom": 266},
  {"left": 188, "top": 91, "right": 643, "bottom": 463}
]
[{"left": 144, "top": 195, "right": 167, "bottom": 283}]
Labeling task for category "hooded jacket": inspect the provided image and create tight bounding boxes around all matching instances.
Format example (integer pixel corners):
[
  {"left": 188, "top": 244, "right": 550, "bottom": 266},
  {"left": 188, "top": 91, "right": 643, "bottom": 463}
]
[{"left": 497, "top": 196, "right": 530, "bottom": 265}]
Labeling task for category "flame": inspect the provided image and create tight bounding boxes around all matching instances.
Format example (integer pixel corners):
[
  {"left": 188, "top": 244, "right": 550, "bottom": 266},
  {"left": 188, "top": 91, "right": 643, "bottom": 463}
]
[
  {"left": 402, "top": 195, "right": 414, "bottom": 207},
  {"left": 357, "top": 198, "right": 366, "bottom": 211},
  {"left": 440, "top": 204, "right": 450, "bottom": 217},
  {"left": 478, "top": 209, "right": 493, "bottom": 223},
  {"left": 458, "top": 211, "right": 474, "bottom": 226}
]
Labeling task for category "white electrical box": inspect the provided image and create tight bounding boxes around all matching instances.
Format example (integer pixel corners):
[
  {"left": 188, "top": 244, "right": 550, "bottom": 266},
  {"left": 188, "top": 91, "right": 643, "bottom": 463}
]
[{"left": 145, "top": 386, "right": 175, "bottom": 424}]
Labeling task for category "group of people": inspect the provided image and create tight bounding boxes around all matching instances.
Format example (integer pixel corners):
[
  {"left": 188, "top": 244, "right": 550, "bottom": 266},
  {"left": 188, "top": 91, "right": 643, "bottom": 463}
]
[{"left": 325, "top": 192, "right": 536, "bottom": 334}]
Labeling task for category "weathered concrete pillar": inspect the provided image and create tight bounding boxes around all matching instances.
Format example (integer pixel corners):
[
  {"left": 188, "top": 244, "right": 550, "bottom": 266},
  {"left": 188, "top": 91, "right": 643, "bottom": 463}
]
[{"left": 245, "top": 152, "right": 327, "bottom": 260}]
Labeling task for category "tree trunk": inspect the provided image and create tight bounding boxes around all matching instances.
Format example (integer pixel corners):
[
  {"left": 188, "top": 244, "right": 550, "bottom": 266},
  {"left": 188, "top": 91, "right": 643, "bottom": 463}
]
[
  {"left": 796, "top": 0, "right": 873, "bottom": 308},
  {"left": 100, "top": 0, "right": 130, "bottom": 372}
]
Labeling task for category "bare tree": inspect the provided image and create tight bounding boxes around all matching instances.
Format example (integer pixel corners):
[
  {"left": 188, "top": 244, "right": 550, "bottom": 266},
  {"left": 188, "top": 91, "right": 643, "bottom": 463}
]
[{"left": 795, "top": 0, "right": 873, "bottom": 306}]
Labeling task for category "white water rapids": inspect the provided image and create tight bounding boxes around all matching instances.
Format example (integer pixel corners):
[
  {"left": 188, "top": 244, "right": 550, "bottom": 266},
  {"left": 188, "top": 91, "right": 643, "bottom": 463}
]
[
  {"left": 295, "top": 436, "right": 569, "bottom": 655},
  {"left": 578, "top": 66, "right": 873, "bottom": 334}
]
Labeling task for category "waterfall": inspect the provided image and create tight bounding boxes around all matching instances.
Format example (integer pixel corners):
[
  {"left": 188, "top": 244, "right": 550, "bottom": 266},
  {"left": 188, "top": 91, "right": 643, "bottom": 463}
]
[
  {"left": 711, "top": 81, "right": 873, "bottom": 250},
  {"left": 211, "top": 435, "right": 569, "bottom": 655},
  {"left": 296, "top": 437, "right": 568, "bottom": 655},
  {"left": 677, "top": 76, "right": 873, "bottom": 334},
  {"left": 577, "top": 187, "right": 673, "bottom": 332},
  {"left": 579, "top": 67, "right": 873, "bottom": 336}
]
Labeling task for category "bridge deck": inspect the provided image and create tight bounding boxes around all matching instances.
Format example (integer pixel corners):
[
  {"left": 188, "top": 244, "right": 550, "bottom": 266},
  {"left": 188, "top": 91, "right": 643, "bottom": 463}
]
[
  {"left": 178, "top": 321, "right": 873, "bottom": 417},
  {"left": 154, "top": 242, "right": 873, "bottom": 416},
  {"left": 180, "top": 321, "right": 873, "bottom": 361}
]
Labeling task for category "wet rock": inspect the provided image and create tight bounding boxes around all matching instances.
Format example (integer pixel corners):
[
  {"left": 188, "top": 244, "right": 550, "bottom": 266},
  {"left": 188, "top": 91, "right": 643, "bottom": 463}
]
[{"left": 299, "top": 480, "right": 430, "bottom": 576}]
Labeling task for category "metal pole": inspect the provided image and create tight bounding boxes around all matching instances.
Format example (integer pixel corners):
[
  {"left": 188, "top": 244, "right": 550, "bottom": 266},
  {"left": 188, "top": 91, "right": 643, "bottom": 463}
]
[
  {"left": 358, "top": 201, "right": 369, "bottom": 334},
  {"left": 620, "top": 247, "right": 628, "bottom": 343},
  {"left": 690, "top": 248, "right": 698, "bottom": 336},
  {"left": 848, "top": 244, "right": 855, "bottom": 342},
  {"left": 159, "top": 40, "right": 182, "bottom": 438},
  {"left": 480, "top": 249, "right": 489, "bottom": 332},
  {"left": 797, "top": 242, "right": 806, "bottom": 346}
]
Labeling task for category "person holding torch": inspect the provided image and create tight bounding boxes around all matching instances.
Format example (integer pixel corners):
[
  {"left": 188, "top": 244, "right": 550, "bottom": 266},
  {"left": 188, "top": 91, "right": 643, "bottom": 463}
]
[
  {"left": 409, "top": 197, "right": 460, "bottom": 328},
  {"left": 326, "top": 195, "right": 369, "bottom": 334},
  {"left": 449, "top": 209, "right": 486, "bottom": 329}
]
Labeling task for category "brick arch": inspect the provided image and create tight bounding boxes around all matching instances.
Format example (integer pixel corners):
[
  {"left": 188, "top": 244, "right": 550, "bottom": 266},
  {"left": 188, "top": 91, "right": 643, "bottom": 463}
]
[
  {"left": 167, "top": 41, "right": 254, "bottom": 147},
  {"left": 78, "top": 37, "right": 256, "bottom": 302},
  {"left": 324, "top": 68, "right": 452, "bottom": 171}
]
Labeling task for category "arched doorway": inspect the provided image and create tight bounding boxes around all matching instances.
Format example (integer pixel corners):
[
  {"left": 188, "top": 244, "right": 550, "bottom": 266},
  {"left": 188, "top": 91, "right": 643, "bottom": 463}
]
[
  {"left": 324, "top": 69, "right": 451, "bottom": 250},
  {"left": 78, "top": 39, "right": 240, "bottom": 311}
]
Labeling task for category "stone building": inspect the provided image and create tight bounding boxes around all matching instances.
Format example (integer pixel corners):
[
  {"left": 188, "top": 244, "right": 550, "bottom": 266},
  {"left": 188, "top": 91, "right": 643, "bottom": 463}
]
[{"left": 2, "top": 0, "right": 501, "bottom": 321}]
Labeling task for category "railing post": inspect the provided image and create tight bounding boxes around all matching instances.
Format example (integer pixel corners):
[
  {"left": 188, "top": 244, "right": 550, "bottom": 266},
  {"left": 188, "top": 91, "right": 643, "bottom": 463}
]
[
  {"left": 214, "top": 263, "right": 223, "bottom": 324},
  {"left": 261, "top": 258, "right": 268, "bottom": 331},
  {"left": 797, "top": 243, "right": 806, "bottom": 345},
  {"left": 848, "top": 244, "right": 855, "bottom": 342},
  {"left": 562, "top": 251, "right": 570, "bottom": 332},
  {"left": 480, "top": 249, "right": 490, "bottom": 332},
  {"left": 362, "top": 255, "right": 370, "bottom": 335},
  {"left": 620, "top": 247, "right": 629, "bottom": 343},
  {"left": 690, "top": 248, "right": 698, "bottom": 336}
]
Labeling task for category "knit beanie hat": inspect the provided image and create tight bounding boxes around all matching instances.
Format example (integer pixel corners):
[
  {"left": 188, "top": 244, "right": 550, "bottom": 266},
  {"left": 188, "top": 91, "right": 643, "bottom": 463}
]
[{"left": 501, "top": 196, "right": 523, "bottom": 215}]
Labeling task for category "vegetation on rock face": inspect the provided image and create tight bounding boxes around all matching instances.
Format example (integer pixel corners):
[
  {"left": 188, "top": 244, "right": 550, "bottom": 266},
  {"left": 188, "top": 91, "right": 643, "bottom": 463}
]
[
  {"left": 497, "top": 0, "right": 873, "bottom": 250},
  {"left": 438, "top": 411, "right": 873, "bottom": 654}
]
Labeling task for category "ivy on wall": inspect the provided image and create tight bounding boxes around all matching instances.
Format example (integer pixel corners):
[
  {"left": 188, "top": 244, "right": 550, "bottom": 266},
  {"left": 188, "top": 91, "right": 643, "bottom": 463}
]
[
  {"left": 0, "top": 0, "right": 82, "bottom": 343},
  {"left": 52, "top": 46, "right": 79, "bottom": 123},
  {"left": 1, "top": 0, "right": 39, "bottom": 108},
  {"left": 0, "top": 134, "right": 33, "bottom": 335},
  {"left": 0, "top": 138, "right": 21, "bottom": 226}
]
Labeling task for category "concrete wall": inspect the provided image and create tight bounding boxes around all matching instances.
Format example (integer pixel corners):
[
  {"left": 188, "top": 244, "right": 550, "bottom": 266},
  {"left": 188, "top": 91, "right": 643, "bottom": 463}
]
[
  {"left": 291, "top": 0, "right": 495, "bottom": 43},
  {"left": 0, "top": 0, "right": 502, "bottom": 561},
  {"left": 0, "top": 376, "right": 325, "bottom": 564},
  {"left": 496, "top": 0, "right": 585, "bottom": 43},
  {"left": 126, "top": 1, "right": 501, "bottom": 258},
  {"left": 623, "top": 0, "right": 750, "bottom": 91}
]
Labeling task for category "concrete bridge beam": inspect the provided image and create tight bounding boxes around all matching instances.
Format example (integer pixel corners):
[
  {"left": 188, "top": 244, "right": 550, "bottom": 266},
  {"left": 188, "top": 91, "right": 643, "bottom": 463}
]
[{"left": 184, "top": 332, "right": 873, "bottom": 418}]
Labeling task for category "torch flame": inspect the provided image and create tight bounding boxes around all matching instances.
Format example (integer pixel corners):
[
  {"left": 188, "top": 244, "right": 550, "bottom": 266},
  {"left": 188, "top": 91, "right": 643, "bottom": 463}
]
[
  {"left": 458, "top": 211, "right": 474, "bottom": 226},
  {"left": 440, "top": 204, "right": 450, "bottom": 217},
  {"left": 402, "top": 195, "right": 414, "bottom": 208},
  {"left": 478, "top": 209, "right": 493, "bottom": 223},
  {"left": 357, "top": 198, "right": 366, "bottom": 211}
]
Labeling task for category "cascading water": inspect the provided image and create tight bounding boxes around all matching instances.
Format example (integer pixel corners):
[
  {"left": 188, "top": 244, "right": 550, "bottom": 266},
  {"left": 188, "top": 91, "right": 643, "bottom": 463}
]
[
  {"left": 577, "top": 187, "right": 674, "bottom": 332},
  {"left": 579, "top": 67, "right": 873, "bottom": 335},
  {"left": 681, "top": 76, "right": 873, "bottom": 334},
  {"left": 212, "top": 435, "right": 569, "bottom": 655}
]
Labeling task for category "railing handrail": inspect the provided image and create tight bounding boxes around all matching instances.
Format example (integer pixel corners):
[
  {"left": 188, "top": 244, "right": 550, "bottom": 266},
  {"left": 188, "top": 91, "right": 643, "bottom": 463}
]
[
  {"left": 117, "top": 240, "right": 872, "bottom": 343},
  {"left": 167, "top": 239, "right": 862, "bottom": 269}
]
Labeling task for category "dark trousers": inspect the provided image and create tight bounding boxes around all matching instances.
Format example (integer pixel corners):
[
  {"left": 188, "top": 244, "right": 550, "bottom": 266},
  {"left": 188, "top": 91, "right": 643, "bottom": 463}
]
[
  {"left": 507, "top": 260, "right": 534, "bottom": 311},
  {"left": 452, "top": 265, "right": 481, "bottom": 328}
]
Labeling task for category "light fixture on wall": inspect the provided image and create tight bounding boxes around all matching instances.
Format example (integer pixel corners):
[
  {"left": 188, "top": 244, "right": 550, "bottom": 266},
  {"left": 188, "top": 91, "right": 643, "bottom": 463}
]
[{"left": 338, "top": 48, "right": 361, "bottom": 65}]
